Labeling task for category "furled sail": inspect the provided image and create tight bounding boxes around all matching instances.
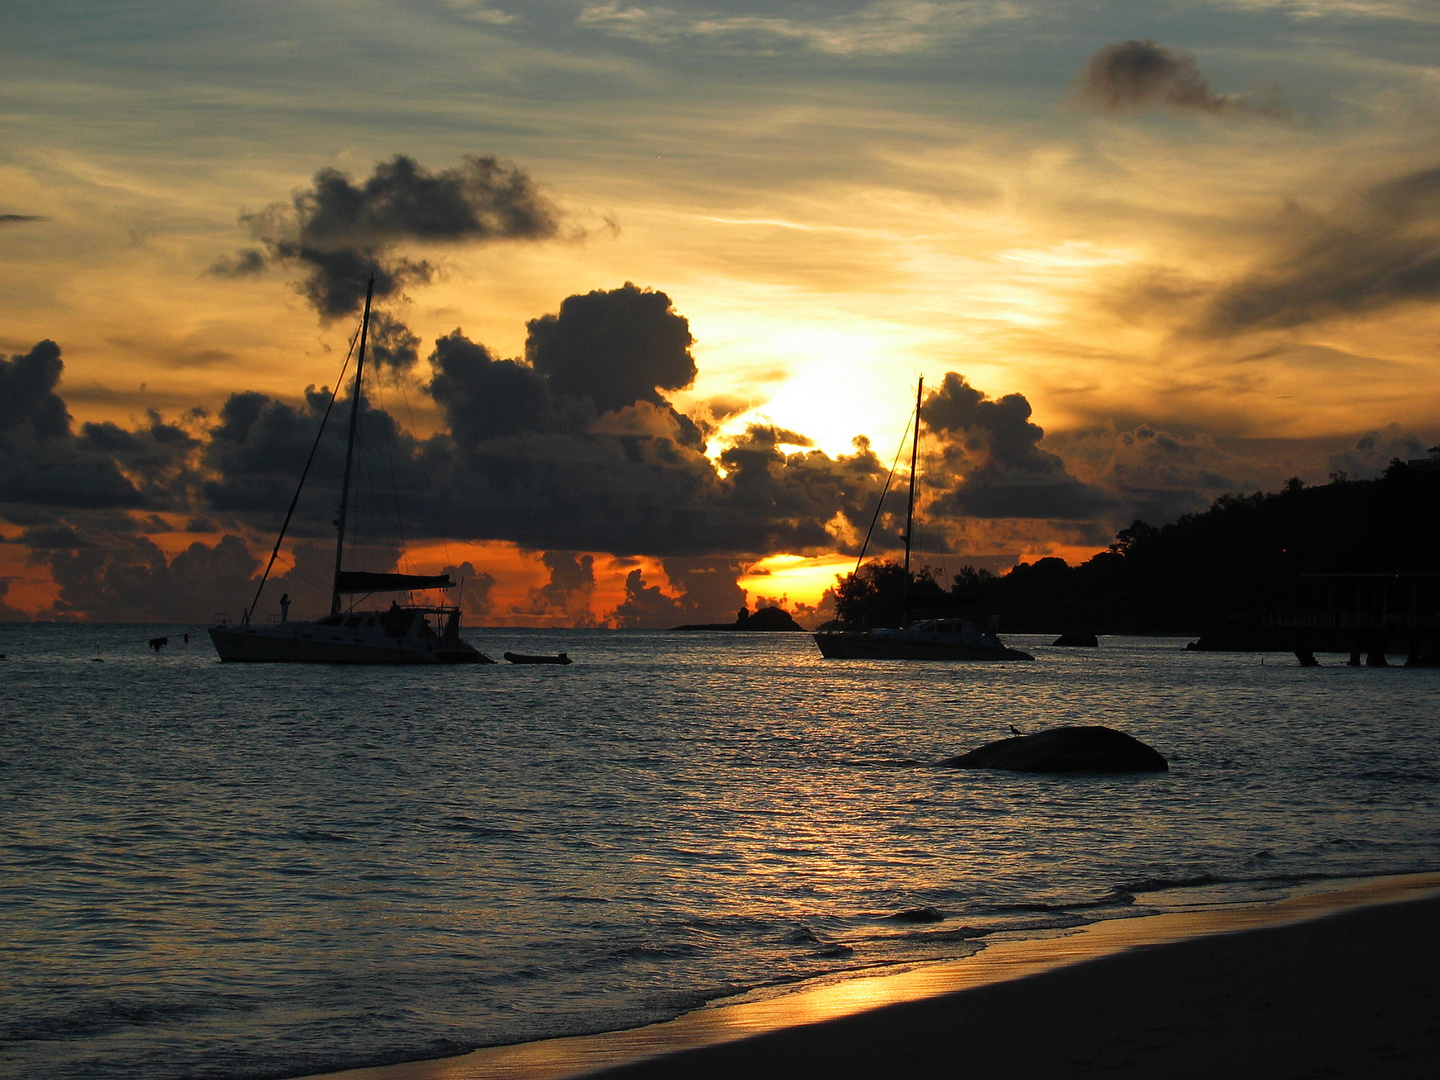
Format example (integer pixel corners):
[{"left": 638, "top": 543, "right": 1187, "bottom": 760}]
[{"left": 334, "top": 571, "right": 454, "bottom": 593}]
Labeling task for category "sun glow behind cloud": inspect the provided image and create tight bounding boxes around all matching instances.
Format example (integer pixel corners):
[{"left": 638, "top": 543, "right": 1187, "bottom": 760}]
[{"left": 739, "top": 552, "right": 854, "bottom": 609}]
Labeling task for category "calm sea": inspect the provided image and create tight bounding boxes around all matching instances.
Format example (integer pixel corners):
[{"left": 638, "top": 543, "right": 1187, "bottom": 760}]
[{"left": 3, "top": 625, "right": 1439, "bottom": 1079}]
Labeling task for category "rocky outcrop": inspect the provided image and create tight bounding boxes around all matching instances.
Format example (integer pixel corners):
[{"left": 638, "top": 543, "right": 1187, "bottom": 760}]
[
  {"left": 1051, "top": 631, "right": 1099, "bottom": 647},
  {"left": 673, "top": 606, "right": 804, "bottom": 631},
  {"left": 941, "top": 725, "right": 1168, "bottom": 773}
]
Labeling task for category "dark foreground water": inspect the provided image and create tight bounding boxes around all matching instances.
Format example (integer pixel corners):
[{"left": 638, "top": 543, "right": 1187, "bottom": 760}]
[{"left": 3, "top": 625, "right": 1439, "bottom": 1079}]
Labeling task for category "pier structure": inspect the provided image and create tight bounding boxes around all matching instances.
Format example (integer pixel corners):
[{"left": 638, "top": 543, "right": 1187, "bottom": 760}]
[{"left": 1267, "top": 573, "right": 1440, "bottom": 668}]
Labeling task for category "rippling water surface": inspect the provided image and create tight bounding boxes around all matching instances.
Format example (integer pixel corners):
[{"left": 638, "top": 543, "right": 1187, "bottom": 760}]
[{"left": 4, "top": 625, "right": 1439, "bottom": 1079}]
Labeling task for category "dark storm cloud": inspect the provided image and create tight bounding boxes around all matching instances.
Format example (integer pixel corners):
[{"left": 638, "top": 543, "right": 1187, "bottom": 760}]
[
  {"left": 0, "top": 214, "right": 46, "bottom": 225},
  {"left": 417, "top": 415, "right": 881, "bottom": 556},
  {"left": 234, "top": 154, "right": 562, "bottom": 318},
  {"left": 526, "top": 283, "right": 697, "bottom": 416},
  {"left": 0, "top": 341, "right": 164, "bottom": 510},
  {"left": 15, "top": 523, "right": 95, "bottom": 548},
  {"left": 207, "top": 283, "right": 887, "bottom": 558},
  {"left": 922, "top": 374, "right": 1117, "bottom": 520},
  {"left": 366, "top": 312, "right": 421, "bottom": 374},
  {"left": 1075, "top": 40, "right": 1285, "bottom": 119},
  {"left": 1200, "top": 166, "right": 1440, "bottom": 335},
  {"left": 200, "top": 384, "right": 421, "bottom": 536}
]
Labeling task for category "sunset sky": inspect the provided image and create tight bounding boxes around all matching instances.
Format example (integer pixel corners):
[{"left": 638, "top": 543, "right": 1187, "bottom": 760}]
[{"left": 4, "top": 0, "right": 1440, "bottom": 625}]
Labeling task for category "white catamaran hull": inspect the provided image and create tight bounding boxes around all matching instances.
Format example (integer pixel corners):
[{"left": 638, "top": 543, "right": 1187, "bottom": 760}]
[
  {"left": 210, "top": 614, "right": 489, "bottom": 664},
  {"left": 814, "top": 615, "right": 1034, "bottom": 661},
  {"left": 813, "top": 630, "right": 1032, "bottom": 661},
  {"left": 211, "top": 275, "right": 491, "bottom": 666}
]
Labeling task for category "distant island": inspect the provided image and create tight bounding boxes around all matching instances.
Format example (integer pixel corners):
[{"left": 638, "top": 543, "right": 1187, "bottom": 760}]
[{"left": 673, "top": 606, "right": 805, "bottom": 632}]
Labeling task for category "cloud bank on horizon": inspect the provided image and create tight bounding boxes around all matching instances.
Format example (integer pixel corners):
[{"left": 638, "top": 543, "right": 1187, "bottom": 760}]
[
  {"left": 5, "top": 247, "right": 1408, "bottom": 623},
  {"left": 7, "top": 118, "right": 1439, "bottom": 623}
]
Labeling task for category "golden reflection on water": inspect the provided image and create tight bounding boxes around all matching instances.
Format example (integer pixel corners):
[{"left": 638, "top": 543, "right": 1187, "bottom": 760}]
[{"left": 314, "top": 873, "right": 1440, "bottom": 1080}]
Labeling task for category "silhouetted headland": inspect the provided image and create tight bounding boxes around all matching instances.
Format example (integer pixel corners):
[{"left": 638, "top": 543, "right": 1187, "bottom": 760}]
[
  {"left": 673, "top": 606, "right": 804, "bottom": 632},
  {"left": 829, "top": 459, "right": 1440, "bottom": 660}
]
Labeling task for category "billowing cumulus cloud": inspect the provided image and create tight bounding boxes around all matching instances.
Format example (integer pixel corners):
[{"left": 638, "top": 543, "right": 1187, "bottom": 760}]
[
  {"left": 513, "top": 551, "right": 598, "bottom": 626},
  {"left": 47, "top": 534, "right": 260, "bottom": 622},
  {"left": 2, "top": 340, "right": 70, "bottom": 439},
  {"left": 921, "top": 374, "right": 1117, "bottom": 520},
  {"left": 606, "top": 555, "right": 749, "bottom": 628},
  {"left": 609, "top": 567, "right": 685, "bottom": 628},
  {"left": 526, "top": 282, "right": 698, "bottom": 417},
  {"left": 192, "top": 284, "right": 885, "bottom": 559},
  {"left": 227, "top": 154, "right": 562, "bottom": 318},
  {"left": 1201, "top": 165, "right": 1440, "bottom": 335},
  {"left": 439, "top": 560, "right": 497, "bottom": 620},
  {"left": 1075, "top": 39, "right": 1285, "bottom": 119},
  {"left": 428, "top": 331, "right": 563, "bottom": 443}
]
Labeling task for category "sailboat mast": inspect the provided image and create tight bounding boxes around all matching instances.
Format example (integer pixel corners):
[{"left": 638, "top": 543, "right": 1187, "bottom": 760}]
[
  {"left": 330, "top": 276, "right": 375, "bottom": 615},
  {"left": 901, "top": 375, "right": 923, "bottom": 626}
]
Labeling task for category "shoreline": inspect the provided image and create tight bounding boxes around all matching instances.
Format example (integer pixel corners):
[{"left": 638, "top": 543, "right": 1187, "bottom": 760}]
[{"left": 306, "top": 870, "right": 1440, "bottom": 1080}]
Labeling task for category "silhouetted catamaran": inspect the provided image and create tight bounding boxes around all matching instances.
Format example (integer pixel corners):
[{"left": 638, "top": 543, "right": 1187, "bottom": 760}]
[
  {"left": 812, "top": 376, "right": 1032, "bottom": 661},
  {"left": 209, "top": 278, "right": 490, "bottom": 663}
]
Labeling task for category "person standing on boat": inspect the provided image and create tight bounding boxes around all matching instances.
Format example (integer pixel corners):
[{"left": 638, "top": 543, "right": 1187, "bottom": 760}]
[{"left": 279, "top": 593, "right": 290, "bottom": 623}]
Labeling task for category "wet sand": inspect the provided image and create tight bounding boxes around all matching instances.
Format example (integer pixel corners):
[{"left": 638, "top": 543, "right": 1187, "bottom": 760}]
[{"left": 311, "top": 872, "right": 1440, "bottom": 1080}]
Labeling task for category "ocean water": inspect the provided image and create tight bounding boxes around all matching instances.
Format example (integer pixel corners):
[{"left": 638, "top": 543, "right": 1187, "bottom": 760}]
[{"left": 3, "top": 625, "right": 1439, "bottom": 1080}]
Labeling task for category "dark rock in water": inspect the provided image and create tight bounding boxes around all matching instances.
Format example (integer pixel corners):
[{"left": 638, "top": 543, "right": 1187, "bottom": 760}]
[
  {"left": 941, "top": 725, "right": 1168, "bottom": 773},
  {"left": 887, "top": 906, "right": 945, "bottom": 923},
  {"left": 1051, "top": 631, "right": 1098, "bottom": 647},
  {"left": 1187, "top": 613, "right": 1285, "bottom": 652}
]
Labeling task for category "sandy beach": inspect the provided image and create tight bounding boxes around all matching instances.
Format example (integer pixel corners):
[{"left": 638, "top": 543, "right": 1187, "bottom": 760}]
[{"left": 312, "top": 872, "right": 1440, "bottom": 1080}]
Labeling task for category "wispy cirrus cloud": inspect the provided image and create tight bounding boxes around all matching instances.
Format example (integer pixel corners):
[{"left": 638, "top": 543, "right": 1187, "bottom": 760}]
[
  {"left": 575, "top": 1, "right": 1032, "bottom": 55},
  {"left": 1199, "top": 164, "right": 1440, "bottom": 335}
]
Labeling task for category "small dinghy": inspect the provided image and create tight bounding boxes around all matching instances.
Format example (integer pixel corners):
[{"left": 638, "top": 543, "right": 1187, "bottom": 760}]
[{"left": 503, "top": 651, "right": 573, "bottom": 665}]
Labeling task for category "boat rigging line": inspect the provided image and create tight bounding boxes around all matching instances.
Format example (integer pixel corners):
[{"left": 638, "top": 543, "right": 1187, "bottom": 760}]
[
  {"left": 330, "top": 277, "right": 375, "bottom": 614},
  {"left": 851, "top": 380, "right": 922, "bottom": 579},
  {"left": 240, "top": 286, "right": 366, "bottom": 626}
]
